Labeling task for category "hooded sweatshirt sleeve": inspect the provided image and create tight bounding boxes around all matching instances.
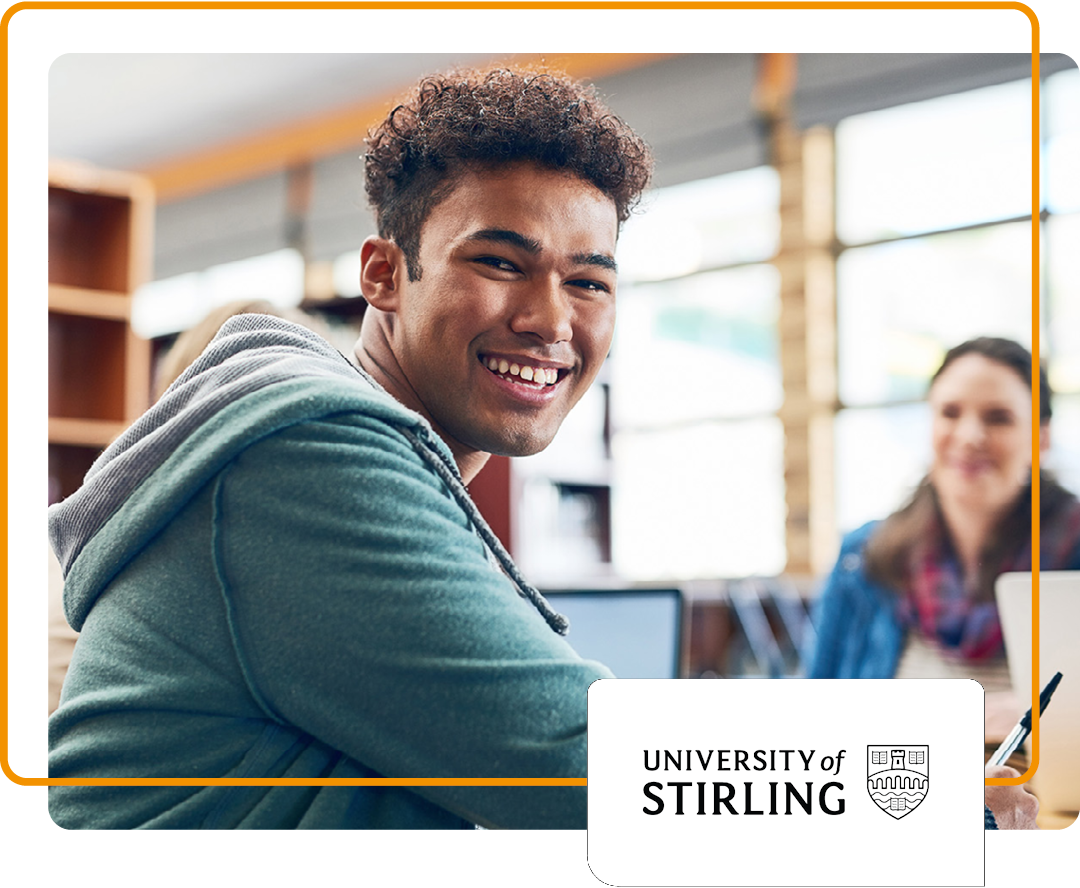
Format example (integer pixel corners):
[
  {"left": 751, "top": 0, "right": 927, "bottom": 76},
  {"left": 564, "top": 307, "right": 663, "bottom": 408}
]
[
  {"left": 49, "top": 315, "right": 610, "bottom": 830},
  {"left": 209, "top": 409, "right": 609, "bottom": 828}
]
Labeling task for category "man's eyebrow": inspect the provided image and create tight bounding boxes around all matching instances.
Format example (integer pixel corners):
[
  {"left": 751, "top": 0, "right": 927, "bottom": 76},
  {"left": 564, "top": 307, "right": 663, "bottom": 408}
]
[
  {"left": 465, "top": 228, "right": 541, "bottom": 255},
  {"left": 574, "top": 252, "right": 618, "bottom": 274}
]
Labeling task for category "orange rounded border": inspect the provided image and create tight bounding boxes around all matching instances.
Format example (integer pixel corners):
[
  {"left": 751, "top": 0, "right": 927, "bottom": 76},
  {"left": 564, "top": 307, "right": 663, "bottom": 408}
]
[{"left": 2, "top": 0, "right": 1045, "bottom": 790}]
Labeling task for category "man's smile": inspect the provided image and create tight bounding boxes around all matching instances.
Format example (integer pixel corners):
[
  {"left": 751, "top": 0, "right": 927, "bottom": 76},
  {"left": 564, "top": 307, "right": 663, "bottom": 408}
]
[{"left": 479, "top": 353, "right": 568, "bottom": 388}]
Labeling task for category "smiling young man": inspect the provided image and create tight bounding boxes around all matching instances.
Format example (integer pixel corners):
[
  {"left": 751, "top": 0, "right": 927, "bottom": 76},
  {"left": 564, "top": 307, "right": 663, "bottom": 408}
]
[
  {"left": 47, "top": 67, "right": 653, "bottom": 830},
  {"left": 357, "top": 163, "right": 619, "bottom": 482}
]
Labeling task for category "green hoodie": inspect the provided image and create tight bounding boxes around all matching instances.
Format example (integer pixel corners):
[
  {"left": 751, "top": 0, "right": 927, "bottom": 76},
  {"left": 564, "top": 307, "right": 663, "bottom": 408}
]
[{"left": 48, "top": 315, "right": 611, "bottom": 829}]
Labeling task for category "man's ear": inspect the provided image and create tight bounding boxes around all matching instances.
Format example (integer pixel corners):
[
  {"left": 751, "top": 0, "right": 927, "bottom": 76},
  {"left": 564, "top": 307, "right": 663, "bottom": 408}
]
[
  {"left": 1040, "top": 421, "right": 1051, "bottom": 454},
  {"left": 360, "top": 236, "right": 405, "bottom": 311}
]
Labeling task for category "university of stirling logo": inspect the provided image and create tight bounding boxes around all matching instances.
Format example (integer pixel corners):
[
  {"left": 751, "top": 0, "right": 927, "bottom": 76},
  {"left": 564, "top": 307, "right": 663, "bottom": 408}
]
[{"left": 867, "top": 746, "right": 929, "bottom": 820}]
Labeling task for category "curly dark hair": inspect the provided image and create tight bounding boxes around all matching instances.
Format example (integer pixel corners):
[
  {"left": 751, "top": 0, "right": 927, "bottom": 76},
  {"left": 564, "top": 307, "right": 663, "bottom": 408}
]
[{"left": 364, "top": 66, "right": 654, "bottom": 280}]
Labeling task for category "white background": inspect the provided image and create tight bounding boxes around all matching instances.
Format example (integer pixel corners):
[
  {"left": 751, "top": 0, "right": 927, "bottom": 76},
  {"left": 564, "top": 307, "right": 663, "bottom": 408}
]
[{"left": 7, "top": 1, "right": 1076, "bottom": 885}]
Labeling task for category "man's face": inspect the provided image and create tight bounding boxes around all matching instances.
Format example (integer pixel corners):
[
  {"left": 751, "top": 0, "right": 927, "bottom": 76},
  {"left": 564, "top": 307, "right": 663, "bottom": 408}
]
[{"left": 389, "top": 163, "right": 619, "bottom": 459}]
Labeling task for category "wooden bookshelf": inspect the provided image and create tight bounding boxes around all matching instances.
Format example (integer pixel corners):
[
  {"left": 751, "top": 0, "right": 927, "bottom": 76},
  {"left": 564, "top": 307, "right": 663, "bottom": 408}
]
[{"left": 48, "top": 160, "right": 154, "bottom": 503}]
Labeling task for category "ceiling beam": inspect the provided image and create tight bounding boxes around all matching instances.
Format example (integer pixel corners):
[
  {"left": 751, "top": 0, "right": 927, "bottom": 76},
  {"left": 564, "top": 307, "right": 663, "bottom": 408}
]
[{"left": 143, "top": 53, "right": 678, "bottom": 204}]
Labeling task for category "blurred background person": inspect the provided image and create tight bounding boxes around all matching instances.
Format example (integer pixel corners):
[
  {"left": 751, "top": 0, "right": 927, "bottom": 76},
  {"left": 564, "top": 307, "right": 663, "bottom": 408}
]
[
  {"left": 154, "top": 298, "right": 329, "bottom": 398},
  {"left": 808, "top": 337, "right": 1080, "bottom": 766}
]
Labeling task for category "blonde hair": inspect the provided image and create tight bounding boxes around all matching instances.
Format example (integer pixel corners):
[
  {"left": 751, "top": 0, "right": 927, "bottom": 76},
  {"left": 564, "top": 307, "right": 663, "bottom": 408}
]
[{"left": 154, "top": 299, "right": 323, "bottom": 399}]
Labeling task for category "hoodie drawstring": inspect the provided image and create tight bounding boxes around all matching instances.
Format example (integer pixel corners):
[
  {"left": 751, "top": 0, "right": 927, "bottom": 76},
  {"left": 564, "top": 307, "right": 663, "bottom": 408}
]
[{"left": 399, "top": 427, "right": 570, "bottom": 636}]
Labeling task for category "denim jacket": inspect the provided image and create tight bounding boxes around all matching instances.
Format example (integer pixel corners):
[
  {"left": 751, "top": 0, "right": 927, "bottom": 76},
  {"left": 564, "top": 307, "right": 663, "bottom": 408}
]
[{"left": 806, "top": 521, "right": 904, "bottom": 679}]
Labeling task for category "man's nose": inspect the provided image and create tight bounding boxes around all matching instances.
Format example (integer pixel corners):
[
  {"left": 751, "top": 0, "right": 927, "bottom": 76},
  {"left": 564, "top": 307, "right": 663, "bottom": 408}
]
[{"left": 509, "top": 277, "right": 574, "bottom": 344}]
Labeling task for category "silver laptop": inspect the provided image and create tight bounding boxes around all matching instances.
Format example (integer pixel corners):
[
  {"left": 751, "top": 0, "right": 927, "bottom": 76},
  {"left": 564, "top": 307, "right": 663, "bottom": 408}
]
[
  {"left": 540, "top": 587, "right": 685, "bottom": 679},
  {"left": 995, "top": 571, "right": 1080, "bottom": 815}
]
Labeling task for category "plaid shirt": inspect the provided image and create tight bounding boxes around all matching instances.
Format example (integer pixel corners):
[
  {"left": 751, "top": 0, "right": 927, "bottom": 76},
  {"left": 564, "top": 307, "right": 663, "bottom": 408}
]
[{"left": 901, "top": 481, "right": 1080, "bottom": 661}]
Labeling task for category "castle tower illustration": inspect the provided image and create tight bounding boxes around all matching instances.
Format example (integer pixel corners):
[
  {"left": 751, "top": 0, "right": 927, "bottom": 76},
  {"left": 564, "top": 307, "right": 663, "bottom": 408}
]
[{"left": 867, "top": 745, "right": 929, "bottom": 819}]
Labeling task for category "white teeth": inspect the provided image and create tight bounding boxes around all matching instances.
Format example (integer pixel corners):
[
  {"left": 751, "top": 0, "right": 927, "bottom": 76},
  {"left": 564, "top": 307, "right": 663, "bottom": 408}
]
[{"left": 484, "top": 357, "right": 560, "bottom": 386}]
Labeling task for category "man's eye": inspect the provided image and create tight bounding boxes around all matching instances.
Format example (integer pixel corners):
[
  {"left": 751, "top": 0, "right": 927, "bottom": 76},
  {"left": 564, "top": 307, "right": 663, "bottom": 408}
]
[
  {"left": 475, "top": 256, "right": 519, "bottom": 272},
  {"left": 569, "top": 279, "right": 612, "bottom": 294}
]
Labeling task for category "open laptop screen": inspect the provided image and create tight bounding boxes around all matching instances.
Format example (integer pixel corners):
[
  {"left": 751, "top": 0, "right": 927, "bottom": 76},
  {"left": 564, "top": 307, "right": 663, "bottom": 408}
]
[{"left": 541, "top": 588, "right": 684, "bottom": 679}]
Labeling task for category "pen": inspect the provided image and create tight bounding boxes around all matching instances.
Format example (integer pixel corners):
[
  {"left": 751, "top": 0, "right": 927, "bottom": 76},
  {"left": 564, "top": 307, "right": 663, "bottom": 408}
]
[{"left": 988, "top": 671, "right": 1063, "bottom": 767}]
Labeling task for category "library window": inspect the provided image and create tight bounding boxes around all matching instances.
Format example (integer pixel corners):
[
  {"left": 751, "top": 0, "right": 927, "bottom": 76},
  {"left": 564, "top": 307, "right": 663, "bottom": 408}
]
[
  {"left": 608, "top": 167, "right": 785, "bottom": 580},
  {"left": 834, "top": 68, "right": 1080, "bottom": 536}
]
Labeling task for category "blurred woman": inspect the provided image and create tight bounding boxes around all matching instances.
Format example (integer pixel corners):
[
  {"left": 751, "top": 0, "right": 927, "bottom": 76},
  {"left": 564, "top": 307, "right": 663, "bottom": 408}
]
[
  {"left": 807, "top": 337, "right": 1080, "bottom": 826},
  {"left": 810, "top": 336, "right": 1080, "bottom": 681}
]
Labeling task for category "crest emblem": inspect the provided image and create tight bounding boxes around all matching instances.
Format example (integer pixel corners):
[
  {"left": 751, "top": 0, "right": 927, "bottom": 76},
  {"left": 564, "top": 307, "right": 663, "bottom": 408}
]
[{"left": 867, "top": 745, "right": 929, "bottom": 819}]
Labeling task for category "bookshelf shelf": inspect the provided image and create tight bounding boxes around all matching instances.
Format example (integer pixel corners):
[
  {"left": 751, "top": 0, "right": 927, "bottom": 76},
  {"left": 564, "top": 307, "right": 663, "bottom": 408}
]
[
  {"left": 48, "top": 284, "right": 132, "bottom": 320},
  {"left": 48, "top": 160, "right": 154, "bottom": 503},
  {"left": 48, "top": 417, "right": 129, "bottom": 448}
]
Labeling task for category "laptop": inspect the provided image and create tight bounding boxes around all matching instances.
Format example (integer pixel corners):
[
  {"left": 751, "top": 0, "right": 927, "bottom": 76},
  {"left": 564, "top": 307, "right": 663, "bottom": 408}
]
[
  {"left": 995, "top": 571, "right": 1080, "bottom": 815},
  {"left": 540, "top": 587, "right": 685, "bottom": 679}
]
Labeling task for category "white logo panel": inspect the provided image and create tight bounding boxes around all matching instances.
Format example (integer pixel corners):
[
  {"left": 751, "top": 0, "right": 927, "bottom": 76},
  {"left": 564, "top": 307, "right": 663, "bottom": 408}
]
[{"left": 588, "top": 680, "right": 983, "bottom": 886}]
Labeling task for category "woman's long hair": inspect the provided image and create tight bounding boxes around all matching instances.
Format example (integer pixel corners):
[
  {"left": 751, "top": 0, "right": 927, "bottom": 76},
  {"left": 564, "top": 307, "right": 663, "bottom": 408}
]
[{"left": 862, "top": 337, "right": 1056, "bottom": 602}]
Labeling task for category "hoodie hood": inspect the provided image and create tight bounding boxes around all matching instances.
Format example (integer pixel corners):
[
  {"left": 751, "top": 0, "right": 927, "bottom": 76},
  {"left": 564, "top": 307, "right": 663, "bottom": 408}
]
[
  {"left": 49, "top": 314, "right": 433, "bottom": 630},
  {"left": 48, "top": 313, "right": 568, "bottom": 636}
]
